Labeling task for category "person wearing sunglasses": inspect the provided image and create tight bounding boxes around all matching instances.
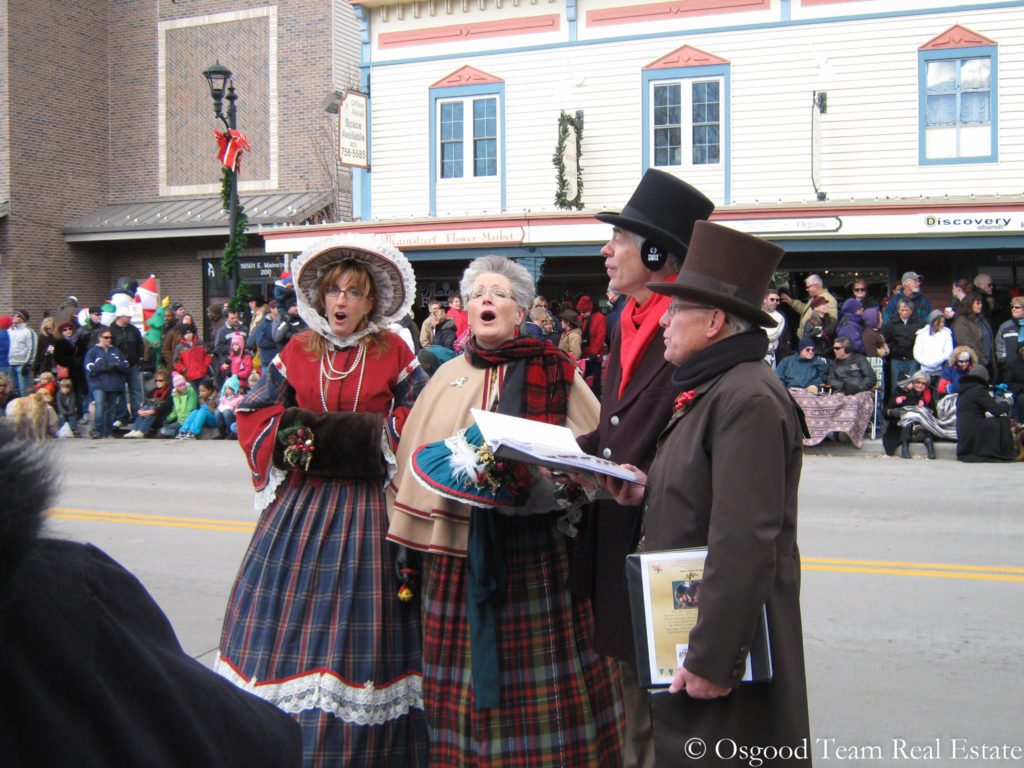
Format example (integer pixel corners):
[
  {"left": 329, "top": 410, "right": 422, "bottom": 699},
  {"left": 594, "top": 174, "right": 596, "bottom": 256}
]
[
  {"left": 826, "top": 336, "right": 876, "bottom": 395},
  {"left": 937, "top": 346, "right": 977, "bottom": 395},
  {"left": 83, "top": 329, "right": 129, "bottom": 439},
  {"left": 762, "top": 288, "right": 788, "bottom": 366}
]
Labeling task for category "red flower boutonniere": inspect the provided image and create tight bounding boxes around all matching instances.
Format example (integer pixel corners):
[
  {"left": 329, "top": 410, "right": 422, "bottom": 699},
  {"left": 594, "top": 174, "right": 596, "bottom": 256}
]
[{"left": 673, "top": 390, "right": 697, "bottom": 415}]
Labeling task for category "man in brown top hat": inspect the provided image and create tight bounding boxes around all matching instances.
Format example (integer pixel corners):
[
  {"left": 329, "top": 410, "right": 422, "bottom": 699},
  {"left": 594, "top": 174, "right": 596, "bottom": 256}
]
[{"left": 602, "top": 220, "right": 811, "bottom": 767}]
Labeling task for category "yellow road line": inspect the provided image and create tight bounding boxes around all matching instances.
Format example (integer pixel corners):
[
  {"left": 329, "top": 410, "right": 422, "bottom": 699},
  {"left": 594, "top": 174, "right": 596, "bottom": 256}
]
[
  {"left": 48, "top": 508, "right": 255, "bottom": 533},
  {"left": 43, "top": 512, "right": 1024, "bottom": 581},
  {"left": 803, "top": 557, "right": 1024, "bottom": 582}
]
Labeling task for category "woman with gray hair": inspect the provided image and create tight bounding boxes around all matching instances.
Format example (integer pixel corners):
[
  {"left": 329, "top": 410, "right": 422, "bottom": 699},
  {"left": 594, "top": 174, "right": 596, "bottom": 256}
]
[{"left": 388, "top": 254, "right": 625, "bottom": 766}]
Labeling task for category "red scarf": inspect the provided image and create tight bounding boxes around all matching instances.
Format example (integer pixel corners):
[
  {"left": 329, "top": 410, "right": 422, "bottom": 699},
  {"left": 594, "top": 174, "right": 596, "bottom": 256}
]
[{"left": 618, "top": 276, "right": 676, "bottom": 397}]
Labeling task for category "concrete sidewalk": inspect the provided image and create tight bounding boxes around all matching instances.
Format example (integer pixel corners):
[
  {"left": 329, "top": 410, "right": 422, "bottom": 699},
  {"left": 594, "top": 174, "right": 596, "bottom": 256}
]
[{"left": 803, "top": 434, "right": 960, "bottom": 460}]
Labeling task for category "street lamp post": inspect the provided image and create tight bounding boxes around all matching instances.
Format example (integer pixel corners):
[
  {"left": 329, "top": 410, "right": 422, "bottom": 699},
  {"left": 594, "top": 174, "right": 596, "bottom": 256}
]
[{"left": 203, "top": 61, "right": 242, "bottom": 304}]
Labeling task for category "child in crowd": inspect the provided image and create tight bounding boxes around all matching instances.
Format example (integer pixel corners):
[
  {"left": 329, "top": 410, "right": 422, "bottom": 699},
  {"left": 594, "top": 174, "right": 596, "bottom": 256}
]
[
  {"left": 158, "top": 373, "right": 198, "bottom": 438},
  {"left": 33, "top": 372, "right": 57, "bottom": 398},
  {"left": 221, "top": 333, "right": 254, "bottom": 383},
  {"left": 124, "top": 370, "right": 174, "bottom": 439},
  {"left": 55, "top": 378, "right": 78, "bottom": 437},
  {"left": 177, "top": 379, "right": 219, "bottom": 439},
  {"left": 245, "top": 370, "right": 260, "bottom": 394},
  {"left": 216, "top": 374, "right": 245, "bottom": 439}
]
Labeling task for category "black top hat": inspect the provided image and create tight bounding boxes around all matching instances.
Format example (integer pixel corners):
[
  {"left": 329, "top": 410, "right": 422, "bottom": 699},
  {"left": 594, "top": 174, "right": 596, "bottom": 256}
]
[
  {"left": 648, "top": 220, "right": 785, "bottom": 327},
  {"left": 595, "top": 169, "right": 715, "bottom": 258}
]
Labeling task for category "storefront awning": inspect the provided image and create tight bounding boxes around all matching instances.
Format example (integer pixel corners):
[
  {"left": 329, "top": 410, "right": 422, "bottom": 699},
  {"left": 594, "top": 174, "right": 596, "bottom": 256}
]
[{"left": 63, "top": 190, "right": 332, "bottom": 242}]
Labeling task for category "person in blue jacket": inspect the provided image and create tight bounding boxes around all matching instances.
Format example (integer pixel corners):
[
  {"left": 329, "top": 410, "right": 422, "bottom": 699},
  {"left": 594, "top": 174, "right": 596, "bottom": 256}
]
[
  {"left": 84, "top": 329, "right": 129, "bottom": 439},
  {"left": 775, "top": 337, "right": 829, "bottom": 391}
]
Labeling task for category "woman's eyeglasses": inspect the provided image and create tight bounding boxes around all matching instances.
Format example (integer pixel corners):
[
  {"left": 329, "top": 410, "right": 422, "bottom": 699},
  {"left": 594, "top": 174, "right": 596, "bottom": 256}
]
[
  {"left": 468, "top": 286, "right": 513, "bottom": 301},
  {"left": 324, "top": 287, "right": 366, "bottom": 301}
]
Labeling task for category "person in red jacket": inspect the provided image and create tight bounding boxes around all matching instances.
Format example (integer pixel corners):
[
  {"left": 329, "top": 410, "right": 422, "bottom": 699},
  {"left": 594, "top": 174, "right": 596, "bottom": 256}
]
[
  {"left": 172, "top": 328, "right": 213, "bottom": 385},
  {"left": 577, "top": 295, "right": 607, "bottom": 399}
]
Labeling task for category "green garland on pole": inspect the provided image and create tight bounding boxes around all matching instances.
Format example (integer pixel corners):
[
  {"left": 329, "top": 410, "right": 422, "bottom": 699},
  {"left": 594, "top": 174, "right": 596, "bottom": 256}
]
[
  {"left": 553, "top": 110, "right": 584, "bottom": 210},
  {"left": 220, "top": 166, "right": 250, "bottom": 311}
]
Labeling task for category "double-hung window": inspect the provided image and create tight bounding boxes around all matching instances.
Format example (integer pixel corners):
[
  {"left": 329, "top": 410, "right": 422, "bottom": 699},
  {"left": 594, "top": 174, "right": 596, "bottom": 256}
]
[
  {"left": 920, "top": 48, "right": 997, "bottom": 163},
  {"left": 437, "top": 96, "right": 498, "bottom": 179},
  {"left": 652, "top": 79, "right": 721, "bottom": 166},
  {"left": 430, "top": 69, "right": 505, "bottom": 215}
]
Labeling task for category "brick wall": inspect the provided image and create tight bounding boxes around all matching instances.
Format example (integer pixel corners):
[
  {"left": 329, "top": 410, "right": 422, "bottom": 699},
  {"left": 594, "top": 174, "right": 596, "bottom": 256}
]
[
  {"left": 3, "top": 0, "right": 109, "bottom": 322},
  {"left": 2, "top": 0, "right": 342, "bottom": 323}
]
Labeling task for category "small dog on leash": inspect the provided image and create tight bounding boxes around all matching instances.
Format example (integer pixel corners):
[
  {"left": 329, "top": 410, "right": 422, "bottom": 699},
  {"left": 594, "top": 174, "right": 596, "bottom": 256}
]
[{"left": 4, "top": 390, "right": 58, "bottom": 441}]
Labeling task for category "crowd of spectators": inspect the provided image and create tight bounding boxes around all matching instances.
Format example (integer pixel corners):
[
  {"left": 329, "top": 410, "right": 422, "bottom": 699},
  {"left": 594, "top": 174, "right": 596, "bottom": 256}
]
[
  {"left": 3, "top": 269, "right": 1020, "bottom": 462},
  {"left": 765, "top": 271, "right": 1021, "bottom": 461}
]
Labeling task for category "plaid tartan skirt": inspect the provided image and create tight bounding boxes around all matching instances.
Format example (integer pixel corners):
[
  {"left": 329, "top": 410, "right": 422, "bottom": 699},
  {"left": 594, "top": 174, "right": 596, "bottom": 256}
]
[
  {"left": 216, "top": 474, "right": 428, "bottom": 768},
  {"left": 422, "top": 516, "right": 625, "bottom": 767}
]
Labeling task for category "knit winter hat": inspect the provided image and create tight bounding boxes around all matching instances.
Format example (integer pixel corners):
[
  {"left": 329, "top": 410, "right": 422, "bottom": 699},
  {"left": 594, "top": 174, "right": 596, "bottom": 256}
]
[
  {"left": 172, "top": 373, "right": 187, "bottom": 389},
  {"left": 809, "top": 296, "right": 828, "bottom": 310},
  {"left": 799, "top": 337, "right": 816, "bottom": 351},
  {"left": 0, "top": 316, "right": 11, "bottom": 330},
  {"left": 575, "top": 296, "right": 594, "bottom": 313},
  {"left": 13, "top": 309, "right": 29, "bottom": 322}
]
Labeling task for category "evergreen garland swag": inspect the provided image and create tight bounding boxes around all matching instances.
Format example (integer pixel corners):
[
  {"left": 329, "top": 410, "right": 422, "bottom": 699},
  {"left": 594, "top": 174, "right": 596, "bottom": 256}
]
[
  {"left": 553, "top": 110, "right": 584, "bottom": 210},
  {"left": 220, "top": 166, "right": 250, "bottom": 311}
]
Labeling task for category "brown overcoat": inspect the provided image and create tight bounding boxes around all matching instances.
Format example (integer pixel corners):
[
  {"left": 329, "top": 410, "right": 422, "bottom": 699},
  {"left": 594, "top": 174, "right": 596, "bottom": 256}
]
[
  {"left": 643, "top": 359, "right": 811, "bottom": 767},
  {"left": 572, "top": 323, "right": 678, "bottom": 660}
]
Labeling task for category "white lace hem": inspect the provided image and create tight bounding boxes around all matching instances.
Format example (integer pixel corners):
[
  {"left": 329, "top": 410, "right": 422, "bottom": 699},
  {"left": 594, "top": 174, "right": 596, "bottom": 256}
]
[
  {"left": 254, "top": 466, "right": 287, "bottom": 513},
  {"left": 214, "top": 654, "right": 424, "bottom": 725}
]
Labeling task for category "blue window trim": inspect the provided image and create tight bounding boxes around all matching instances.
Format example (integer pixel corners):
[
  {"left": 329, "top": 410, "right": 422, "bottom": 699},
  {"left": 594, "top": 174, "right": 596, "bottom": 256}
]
[
  {"left": 429, "top": 83, "right": 507, "bottom": 216},
  {"left": 642, "top": 64, "right": 730, "bottom": 203},
  {"left": 918, "top": 45, "right": 998, "bottom": 166}
]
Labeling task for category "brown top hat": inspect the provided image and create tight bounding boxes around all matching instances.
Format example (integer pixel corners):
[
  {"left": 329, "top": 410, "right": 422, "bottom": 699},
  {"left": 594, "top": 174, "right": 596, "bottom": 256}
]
[{"left": 647, "top": 220, "right": 785, "bottom": 327}]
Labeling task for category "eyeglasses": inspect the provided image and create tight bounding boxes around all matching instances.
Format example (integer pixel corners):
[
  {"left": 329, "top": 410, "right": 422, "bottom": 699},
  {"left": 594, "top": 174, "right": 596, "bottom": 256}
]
[
  {"left": 766, "top": 297, "right": 780, "bottom": 303},
  {"left": 665, "top": 303, "right": 714, "bottom": 317},
  {"left": 956, "top": 358, "right": 972, "bottom": 364},
  {"left": 853, "top": 287, "right": 867, "bottom": 292},
  {"left": 833, "top": 346, "right": 845, "bottom": 350},
  {"left": 324, "top": 286, "right": 366, "bottom": 301},
  {"left": 468, "top": 286, "right": 513, "bottom": 301},
  {"left": 100, "top": 335, "right": 112, "bottom": 340}
]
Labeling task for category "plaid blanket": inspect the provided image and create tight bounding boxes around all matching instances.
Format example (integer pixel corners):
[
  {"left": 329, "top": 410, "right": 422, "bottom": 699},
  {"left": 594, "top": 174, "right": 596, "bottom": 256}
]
[{"left": 789, "top": 389, "right": 875, "bottom": 447}]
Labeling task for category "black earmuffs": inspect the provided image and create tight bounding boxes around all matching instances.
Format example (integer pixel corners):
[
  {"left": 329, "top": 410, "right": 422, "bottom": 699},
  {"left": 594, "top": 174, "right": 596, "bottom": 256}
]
[{"left": 641, "top": 239, "right": 667, "bottom": 270}]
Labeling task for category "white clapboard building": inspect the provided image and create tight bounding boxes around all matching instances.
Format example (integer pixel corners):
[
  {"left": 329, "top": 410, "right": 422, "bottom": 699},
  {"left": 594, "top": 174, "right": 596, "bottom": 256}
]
[{"left": 264, "top": 0, "right": 1024, "bottom": 312}]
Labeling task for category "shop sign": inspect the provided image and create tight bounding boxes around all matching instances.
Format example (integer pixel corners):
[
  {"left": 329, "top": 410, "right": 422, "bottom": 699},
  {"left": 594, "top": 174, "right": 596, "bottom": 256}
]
[
  {"left": 922, "top": 213, "right": 1022, "bottom": 232},
  {"left": 339, "top": 91, "right": 370, "bottom": 169},
  {"left": 240, "top": 256, "right": 286, "bottom": 279},
  {"left": 729, "top": 217, "right": 841, "bottom": 235}
]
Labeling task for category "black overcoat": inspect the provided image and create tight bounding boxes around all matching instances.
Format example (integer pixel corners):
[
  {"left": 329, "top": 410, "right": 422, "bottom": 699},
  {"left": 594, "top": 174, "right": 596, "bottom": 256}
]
[
  {"left": 572, "top": 323, "right": 678, "bottom": 660},
  {"left": 955, "top": 375, "right": 1015, "bottom": 462}
]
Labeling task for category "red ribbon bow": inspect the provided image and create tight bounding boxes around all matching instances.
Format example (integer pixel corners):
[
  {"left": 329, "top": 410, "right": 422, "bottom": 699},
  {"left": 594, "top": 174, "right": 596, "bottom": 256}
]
[{"left": 214, "top": 129, "right": 252, "bottom": 171}]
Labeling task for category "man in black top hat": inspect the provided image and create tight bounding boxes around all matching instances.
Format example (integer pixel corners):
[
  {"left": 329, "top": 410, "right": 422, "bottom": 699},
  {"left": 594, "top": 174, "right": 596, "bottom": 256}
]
[
  {"left": 571, "top": 168, "right": 713, "bottom": 768},
  {"left": 602, "top": 220, "right": 811, "bottom": 766}
]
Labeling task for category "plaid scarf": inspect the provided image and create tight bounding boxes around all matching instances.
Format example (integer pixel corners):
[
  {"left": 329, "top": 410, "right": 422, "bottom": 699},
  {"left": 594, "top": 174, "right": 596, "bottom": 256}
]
[
  {"left": 465, "top": 336, "right": 575, "bottom": 425},
  {"left": 463, "top": 334, "right": 577, "bottom": 709}
]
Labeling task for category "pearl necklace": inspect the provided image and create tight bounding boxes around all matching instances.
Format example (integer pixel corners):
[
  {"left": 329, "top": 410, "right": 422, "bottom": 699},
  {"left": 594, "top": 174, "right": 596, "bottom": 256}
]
[{"left": 320, "top": 343, "right": 367, "bottom": 414}]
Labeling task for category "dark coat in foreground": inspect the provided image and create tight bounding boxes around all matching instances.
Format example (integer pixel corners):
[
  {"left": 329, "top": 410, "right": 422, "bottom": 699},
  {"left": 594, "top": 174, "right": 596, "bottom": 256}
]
[
  {"left": 643, "top": 360, "right": 811, "bottom": 767},
  {"left": 0, "top": 431, "right": 302, "bottom": 768},
  {"left": 955, "top": 373, "right": 1015, "bottom": 462},
  {"left": 572, "top": 322, "right": 679, "bottom": 661}
]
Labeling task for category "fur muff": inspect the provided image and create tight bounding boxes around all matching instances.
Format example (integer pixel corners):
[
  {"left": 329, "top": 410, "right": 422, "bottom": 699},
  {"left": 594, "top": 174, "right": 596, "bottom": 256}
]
[
  {"left": 272, "top": 407, "right": 387, "bottom": 480},
  {"left": 0, "top": 423, "right": 55, "bottom": 588}
]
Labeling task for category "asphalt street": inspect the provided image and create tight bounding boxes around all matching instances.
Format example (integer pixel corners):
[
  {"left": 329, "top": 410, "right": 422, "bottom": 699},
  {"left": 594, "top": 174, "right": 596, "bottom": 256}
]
[{"left": 42, "top": 436, "right": 1024, "bottom": 766}]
